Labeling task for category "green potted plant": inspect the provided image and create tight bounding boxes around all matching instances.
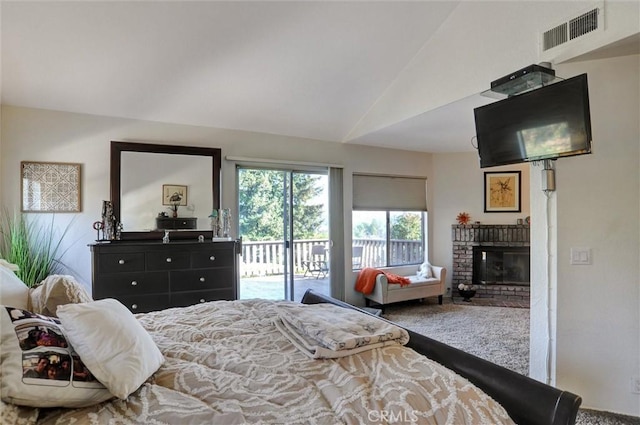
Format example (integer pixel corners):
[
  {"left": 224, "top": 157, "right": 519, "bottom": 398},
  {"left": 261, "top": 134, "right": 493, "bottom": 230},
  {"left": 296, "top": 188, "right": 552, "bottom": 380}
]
[{"left": 0, "top": 212, "right": 71, "bottom": 288}]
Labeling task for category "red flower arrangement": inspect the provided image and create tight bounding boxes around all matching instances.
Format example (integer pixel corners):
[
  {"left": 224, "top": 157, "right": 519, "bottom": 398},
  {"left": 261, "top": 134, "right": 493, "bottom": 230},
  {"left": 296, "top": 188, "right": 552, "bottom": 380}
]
[{"left": 456, "top": 212, "right": 471, "bottom": 225}]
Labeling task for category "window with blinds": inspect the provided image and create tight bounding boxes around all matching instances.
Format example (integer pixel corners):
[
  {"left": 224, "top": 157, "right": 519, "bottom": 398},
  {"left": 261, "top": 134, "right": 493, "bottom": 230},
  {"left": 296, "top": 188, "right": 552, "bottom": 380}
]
[{"left": 352, "top": 174, "right": 427, "bottom": 211}]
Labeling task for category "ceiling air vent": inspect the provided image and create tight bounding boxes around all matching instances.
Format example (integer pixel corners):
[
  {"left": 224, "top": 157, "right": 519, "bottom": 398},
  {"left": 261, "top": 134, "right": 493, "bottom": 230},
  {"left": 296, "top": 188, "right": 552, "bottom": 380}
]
[
  {"left": 541, "top": 4, "right": 603, "bottom": 52},
  {"left": 570, "top": 8, "right": 599, "bottom": 40},
  {"left": 543, "top": 23, "right": 568, "bottom": 51}
]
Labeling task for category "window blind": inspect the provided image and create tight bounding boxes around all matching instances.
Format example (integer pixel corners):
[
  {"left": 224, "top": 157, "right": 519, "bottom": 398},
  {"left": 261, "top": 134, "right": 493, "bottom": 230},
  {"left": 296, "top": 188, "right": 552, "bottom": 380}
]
[{"left": 352, "top": 174, "right": 427, "bottom": 211}]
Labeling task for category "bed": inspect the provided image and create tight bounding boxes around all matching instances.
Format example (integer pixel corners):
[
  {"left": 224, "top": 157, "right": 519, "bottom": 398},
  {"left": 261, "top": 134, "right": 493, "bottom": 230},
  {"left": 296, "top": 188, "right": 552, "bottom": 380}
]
[
  {"left": 1, "top": 274, "right": 581, "bottom": 425},
  {"left": 302, "top": 290, "right": 582, "bottom": 425}
]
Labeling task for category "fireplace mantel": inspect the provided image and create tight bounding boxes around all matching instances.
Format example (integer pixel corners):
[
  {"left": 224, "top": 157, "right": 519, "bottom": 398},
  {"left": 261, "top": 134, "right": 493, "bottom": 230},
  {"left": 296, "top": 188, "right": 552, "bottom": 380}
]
[
  {"left": 452, "top": 224, "right": 530, "bottom": 246},
  {"left": 452, "top": 224, "right": 530, "bottom": 303}
]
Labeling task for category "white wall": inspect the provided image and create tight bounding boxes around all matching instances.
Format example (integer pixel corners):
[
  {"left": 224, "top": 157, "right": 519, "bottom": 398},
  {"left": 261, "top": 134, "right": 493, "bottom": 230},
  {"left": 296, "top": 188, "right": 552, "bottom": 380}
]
[
  {"left": 0, "top": 106, "right": 433, "bottom": 302},
  {"left": 530, "top": 54, "right": 640, "bottom": 416},
  {"left": 350, "top": 0, "right": 640, "bottom": 139},
  {"left": 550, "top": 55, "right": 639, "bottom": 415}
]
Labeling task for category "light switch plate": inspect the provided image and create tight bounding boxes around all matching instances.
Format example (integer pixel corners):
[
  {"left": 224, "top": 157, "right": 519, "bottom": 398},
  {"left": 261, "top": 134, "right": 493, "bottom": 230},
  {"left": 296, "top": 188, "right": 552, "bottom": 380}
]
[{"left": 570, "top": 248, "right": 592, "bottom": 265}]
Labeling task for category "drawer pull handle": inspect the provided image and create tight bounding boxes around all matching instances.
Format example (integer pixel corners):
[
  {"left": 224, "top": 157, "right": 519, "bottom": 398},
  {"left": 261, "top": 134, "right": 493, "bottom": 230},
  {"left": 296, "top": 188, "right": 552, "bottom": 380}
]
[
  {"left": 199, "top": 277, "right": 205, "bottom": 282},
  {"left": 166, "top": 257, "right": 172, "bottom": 263},
  {"left": 199, "top": 299, "right": 205, "bottom": 303},
  {"left": 118, "top": 259, "right": 125, "bottom": 265},
  {"left": 131, "top": 304, "right": 138, "bottom": 310},
  {"left": 209, "top": 256, "right": 216, "bottom": 261},
  {"left": 131, "top": 281, "right": 138, "bottom": 286}
]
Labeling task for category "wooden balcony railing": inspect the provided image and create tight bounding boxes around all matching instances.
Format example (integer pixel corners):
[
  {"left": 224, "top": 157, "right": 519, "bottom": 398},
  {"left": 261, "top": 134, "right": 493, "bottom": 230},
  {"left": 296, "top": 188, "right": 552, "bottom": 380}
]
[{"left": 241, "top": 238, "right": 422, "bottom": 277}]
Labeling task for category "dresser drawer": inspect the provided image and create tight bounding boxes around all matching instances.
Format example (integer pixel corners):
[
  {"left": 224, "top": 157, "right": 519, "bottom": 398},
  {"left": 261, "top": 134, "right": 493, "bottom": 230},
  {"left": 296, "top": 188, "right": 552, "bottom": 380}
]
[
  {"left": 170, "top": 289, "right": 234, "bottom": 307},
  {"left": 116, "top": 293, "right": 171, "bottom": 314},
  {"left": 98, "top": 252, "right": 145, "bottom": 273},
  {"left": 93, "top": 272, "right": 169, "bottom": 297},
  {"left": 170, "top": 268, "right": 234, "bottom": 292},
  {"left": 191, "top": 248, "right": 235, "bottom": 269},
  {"left": 146, "top": 251, "right": 190, "bottom": 270},
  {"left": 156, "top": 217, "right": 197, "bottom": 230}
]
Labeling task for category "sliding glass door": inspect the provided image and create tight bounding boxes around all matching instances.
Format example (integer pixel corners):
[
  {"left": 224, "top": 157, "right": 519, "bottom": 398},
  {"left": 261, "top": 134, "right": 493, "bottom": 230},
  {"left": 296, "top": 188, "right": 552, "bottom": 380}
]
[{"left": 237, "top": 167, "right": 329, "bottom": 301}]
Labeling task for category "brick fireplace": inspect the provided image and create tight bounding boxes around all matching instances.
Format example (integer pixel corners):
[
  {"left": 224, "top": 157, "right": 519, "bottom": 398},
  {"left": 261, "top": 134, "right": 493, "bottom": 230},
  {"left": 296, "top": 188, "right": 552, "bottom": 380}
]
[{"left": 452, "top": 224, "right": 530, "bottom": 303}]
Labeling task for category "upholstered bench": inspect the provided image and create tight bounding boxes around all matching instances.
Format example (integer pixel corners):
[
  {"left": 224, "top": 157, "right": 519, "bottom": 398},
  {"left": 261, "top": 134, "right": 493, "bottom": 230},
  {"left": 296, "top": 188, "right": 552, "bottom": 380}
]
[{"left": 364, "top": 265, "right": 446, "bottom": 311}]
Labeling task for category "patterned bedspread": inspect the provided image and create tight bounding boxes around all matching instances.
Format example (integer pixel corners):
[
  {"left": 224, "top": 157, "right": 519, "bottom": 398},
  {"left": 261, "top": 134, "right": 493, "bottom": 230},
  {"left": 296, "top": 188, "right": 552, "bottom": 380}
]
[{"left": 30, "top": 299, "right": 514, "bottom": 425}]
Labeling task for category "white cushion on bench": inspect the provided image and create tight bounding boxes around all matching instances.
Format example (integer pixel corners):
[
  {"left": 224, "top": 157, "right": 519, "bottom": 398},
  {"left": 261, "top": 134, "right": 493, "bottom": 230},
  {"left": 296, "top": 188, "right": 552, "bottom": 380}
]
[{"left": 387, "top": 275, "right": 439, "bottom": 290}]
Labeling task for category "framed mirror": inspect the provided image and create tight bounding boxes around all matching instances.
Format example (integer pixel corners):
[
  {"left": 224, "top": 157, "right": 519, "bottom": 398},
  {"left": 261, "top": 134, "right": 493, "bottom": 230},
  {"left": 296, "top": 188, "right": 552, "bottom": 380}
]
[{"left": 110, "top": 141, "right": 221, "bottom": 240}]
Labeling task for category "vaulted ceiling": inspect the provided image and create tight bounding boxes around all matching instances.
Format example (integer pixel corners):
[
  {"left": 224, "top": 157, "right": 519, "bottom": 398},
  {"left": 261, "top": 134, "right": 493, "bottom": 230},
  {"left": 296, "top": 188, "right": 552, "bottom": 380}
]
[{"left": 2, "top": 1, "right": 638, "bottom": 153}]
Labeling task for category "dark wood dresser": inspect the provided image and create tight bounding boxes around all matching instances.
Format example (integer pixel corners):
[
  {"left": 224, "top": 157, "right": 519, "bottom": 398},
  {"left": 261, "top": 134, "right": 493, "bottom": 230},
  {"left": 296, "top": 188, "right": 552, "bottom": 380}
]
[{"left": 90, "top": 240, "right": 240, "bottom": 313}]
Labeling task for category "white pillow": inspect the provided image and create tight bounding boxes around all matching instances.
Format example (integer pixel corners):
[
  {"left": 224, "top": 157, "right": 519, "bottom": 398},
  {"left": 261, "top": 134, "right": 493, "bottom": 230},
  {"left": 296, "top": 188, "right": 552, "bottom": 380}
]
[
  {"left": 0, "top": 305, "right": 112, "bottom": 407},
  {"left": 57, "top": 298, "right": 164, "bottom": 399},
  {"left": 0, "top": 267, "right": 30, "bottom": 311},
  {"left": 416, "top": 262, "right": 434, "bottom": 279}
]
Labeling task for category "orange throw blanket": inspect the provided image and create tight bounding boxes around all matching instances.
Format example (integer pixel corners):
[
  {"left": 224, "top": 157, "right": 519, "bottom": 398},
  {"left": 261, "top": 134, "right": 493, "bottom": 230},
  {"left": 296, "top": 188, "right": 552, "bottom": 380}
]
[
  {"left": 355, "top": 268, "right": 411, "bottom": 295},
  {"left": 355, "top": 268, "right": 382, "bottom": 295}
]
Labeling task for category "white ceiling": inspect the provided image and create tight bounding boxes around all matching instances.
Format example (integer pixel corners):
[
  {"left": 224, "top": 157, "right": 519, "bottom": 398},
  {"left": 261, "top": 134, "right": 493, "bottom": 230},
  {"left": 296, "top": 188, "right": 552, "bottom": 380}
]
[{"left": 2, "top": 2, "right": 637, "bottom": 153}]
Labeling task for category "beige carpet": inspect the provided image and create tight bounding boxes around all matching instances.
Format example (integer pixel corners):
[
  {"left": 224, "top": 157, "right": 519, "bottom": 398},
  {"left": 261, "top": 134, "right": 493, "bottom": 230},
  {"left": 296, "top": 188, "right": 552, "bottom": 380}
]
[
  {"left": 383, "top": 300, "right": 640, "bottom": 425},
  {"left": 384, "top": 300, "right": 529, "bottom": 375}
]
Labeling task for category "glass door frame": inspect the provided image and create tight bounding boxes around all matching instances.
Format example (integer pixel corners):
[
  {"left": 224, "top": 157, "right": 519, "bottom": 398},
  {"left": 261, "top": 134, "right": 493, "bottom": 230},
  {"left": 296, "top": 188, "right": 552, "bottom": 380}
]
[{"left": 237, "top": 166, "right": 329, "bottom": 301}]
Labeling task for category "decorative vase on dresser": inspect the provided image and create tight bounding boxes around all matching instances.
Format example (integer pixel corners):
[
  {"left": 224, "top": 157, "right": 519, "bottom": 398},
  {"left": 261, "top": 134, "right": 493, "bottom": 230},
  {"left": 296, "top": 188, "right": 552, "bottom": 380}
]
[{"left": 90, "top": 239, "right": 240, "bottom": 313}]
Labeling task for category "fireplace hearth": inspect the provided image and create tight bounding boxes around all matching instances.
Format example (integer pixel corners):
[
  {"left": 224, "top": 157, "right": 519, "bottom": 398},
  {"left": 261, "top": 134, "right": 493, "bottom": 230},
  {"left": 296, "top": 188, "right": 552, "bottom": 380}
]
[{"left": 452, "top": 224, "right": 530, "bottom": 303}]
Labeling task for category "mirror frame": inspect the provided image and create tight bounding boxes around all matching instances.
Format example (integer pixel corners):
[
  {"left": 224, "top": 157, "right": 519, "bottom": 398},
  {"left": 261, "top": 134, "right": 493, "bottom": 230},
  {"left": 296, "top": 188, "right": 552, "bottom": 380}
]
[{"left": 110, "top": 141, "right": 221, "bottom": 240}]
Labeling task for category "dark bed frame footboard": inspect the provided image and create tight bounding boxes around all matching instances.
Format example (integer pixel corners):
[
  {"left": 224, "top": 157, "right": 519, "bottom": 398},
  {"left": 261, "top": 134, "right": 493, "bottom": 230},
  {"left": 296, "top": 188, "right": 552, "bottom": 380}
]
[{"left": 301, "top": 289, "right": 582, "bottom": 425}]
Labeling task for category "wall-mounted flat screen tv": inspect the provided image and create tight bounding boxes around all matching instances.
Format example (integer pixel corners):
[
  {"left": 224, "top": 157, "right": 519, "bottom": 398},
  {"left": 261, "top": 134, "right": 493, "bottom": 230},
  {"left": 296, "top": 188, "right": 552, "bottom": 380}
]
[{"left": 474, "top": 73, "right": 592, "bottom": 169}]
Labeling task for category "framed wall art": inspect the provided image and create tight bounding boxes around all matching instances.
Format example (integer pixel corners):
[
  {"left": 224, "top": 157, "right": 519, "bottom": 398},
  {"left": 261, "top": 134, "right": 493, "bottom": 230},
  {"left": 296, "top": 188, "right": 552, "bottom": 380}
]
[
  {"left": 162, "top": 184, "right": 188, "bottom": 206},
  {"left": 484, "top": 171, "right": 521, "bottom": 213},
  {"left": 21, "top": 161, "right": 82, "bottom": 213}
]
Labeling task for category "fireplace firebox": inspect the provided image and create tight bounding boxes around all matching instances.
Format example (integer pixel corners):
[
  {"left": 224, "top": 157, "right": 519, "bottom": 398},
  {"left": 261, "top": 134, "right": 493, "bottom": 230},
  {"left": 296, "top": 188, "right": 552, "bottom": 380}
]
[
  {"left": 452, "top": 224, "right": 530, "bottom": 303},
  {"left": 472, "top": 246, "right": 530, "bottom": 285}
]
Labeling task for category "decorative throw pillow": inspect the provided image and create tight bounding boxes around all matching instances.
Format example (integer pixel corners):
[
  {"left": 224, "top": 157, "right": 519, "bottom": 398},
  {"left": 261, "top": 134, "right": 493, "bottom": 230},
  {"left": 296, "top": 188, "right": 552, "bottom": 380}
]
[
  {"left": 56, "top": 298, "right": 164, "bottom": 400},
  {"left": 416, "top": 262, "right": 434, "bottom": 279},
  {"left": 28, "top": 275, "right": 92, "bottom": 317},
  {"left": 0, "top": 305, "right": 112, "bottom": 408},
  {"left": 0, "top": 267, "right": 30, "bottom": 311}
]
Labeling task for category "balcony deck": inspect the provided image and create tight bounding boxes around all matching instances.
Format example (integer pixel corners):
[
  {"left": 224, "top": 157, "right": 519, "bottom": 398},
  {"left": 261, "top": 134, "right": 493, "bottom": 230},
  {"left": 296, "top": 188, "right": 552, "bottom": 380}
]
[
  {"left": 239, "top": 274, "right": 330, "bottom": 302},
  {"left": 238, "top": 238, "right": 421, "bottom": 302}
]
